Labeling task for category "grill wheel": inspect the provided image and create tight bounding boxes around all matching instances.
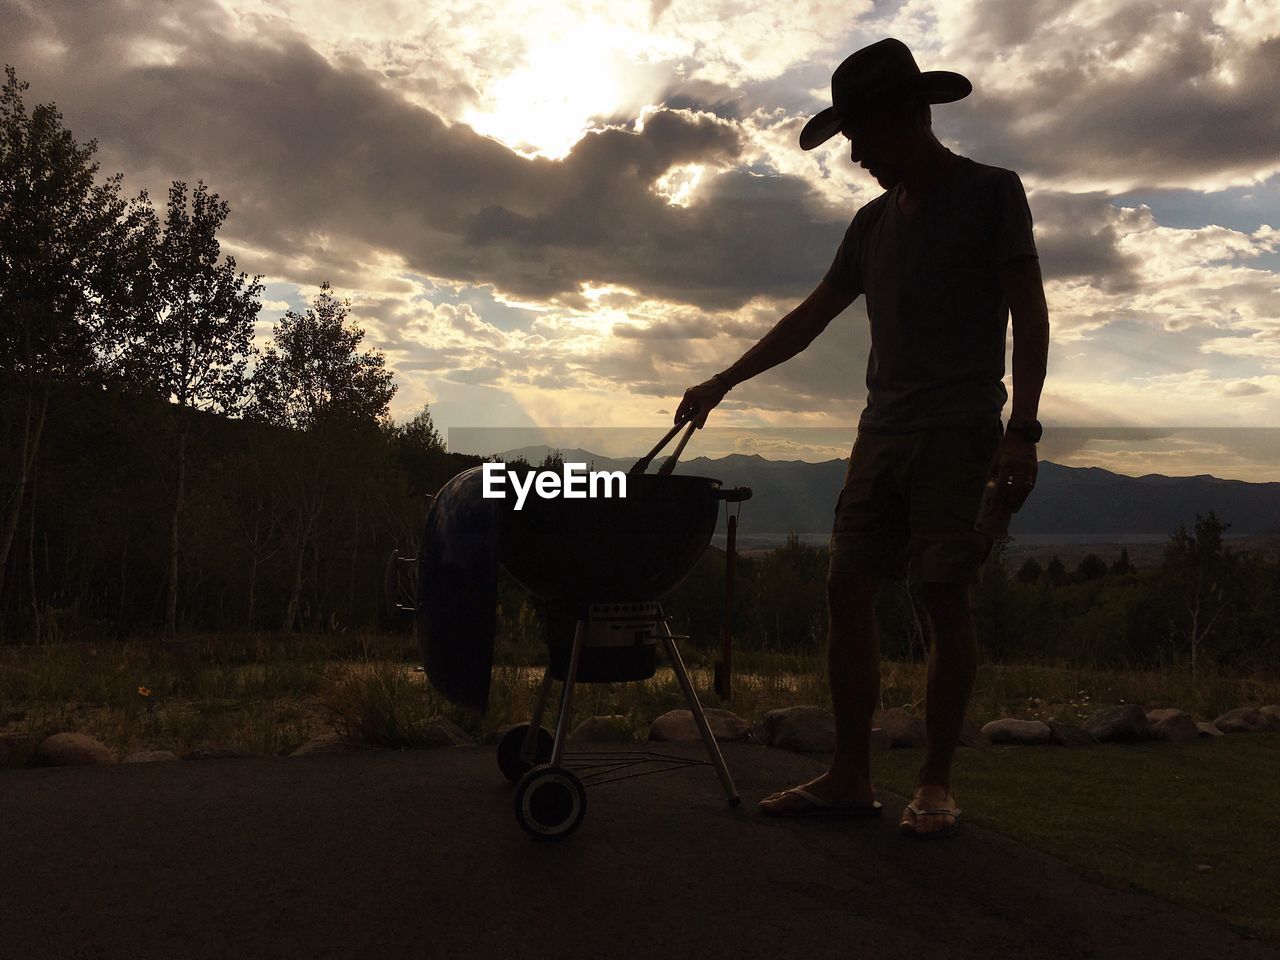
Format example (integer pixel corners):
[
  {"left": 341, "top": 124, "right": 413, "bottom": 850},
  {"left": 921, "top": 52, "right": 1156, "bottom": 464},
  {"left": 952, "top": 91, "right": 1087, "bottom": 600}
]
[
  {"left": 497, "top": 724, "right": 554, "bottom": 783},
  {"left": 514, "top": 765, "right": 587, "bottom": 840}
]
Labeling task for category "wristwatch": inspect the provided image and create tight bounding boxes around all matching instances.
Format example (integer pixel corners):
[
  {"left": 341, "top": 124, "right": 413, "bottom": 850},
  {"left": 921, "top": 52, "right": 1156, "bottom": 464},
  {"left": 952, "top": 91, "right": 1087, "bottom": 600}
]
[
  {"left": 1005, "top": 418, "right": 1043, "bottom": 444},
  {"left": 711, "top": 373, "right": 733, "bottom": 391}
]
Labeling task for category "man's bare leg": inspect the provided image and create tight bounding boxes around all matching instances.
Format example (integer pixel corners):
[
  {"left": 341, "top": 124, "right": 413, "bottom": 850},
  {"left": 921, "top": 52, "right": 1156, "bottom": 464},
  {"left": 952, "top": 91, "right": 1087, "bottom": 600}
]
[
  {"left": 901, "top": 580, "right": 977, "bottom": 835},
  {"left": 758, "top": 571, "right": 881, "bottom": 811}
]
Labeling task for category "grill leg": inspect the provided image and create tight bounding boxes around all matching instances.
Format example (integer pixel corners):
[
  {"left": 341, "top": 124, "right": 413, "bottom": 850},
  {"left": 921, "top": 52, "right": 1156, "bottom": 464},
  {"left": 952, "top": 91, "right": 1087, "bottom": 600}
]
[
  {"left": 657, "top": 612, "right": 740, "bottom": 806},
  {"left": 521, "top": 665, "right": 557, "bottom": 762},
  {"left": 549, "top": 618, "right": 586, "bottom": 767}
]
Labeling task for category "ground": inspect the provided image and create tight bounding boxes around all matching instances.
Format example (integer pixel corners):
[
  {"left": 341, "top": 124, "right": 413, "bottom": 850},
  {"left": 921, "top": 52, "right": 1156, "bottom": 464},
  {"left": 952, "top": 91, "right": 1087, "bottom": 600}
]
[{"left": 1, "top": 741, "right": 1275, "bottom": 960}]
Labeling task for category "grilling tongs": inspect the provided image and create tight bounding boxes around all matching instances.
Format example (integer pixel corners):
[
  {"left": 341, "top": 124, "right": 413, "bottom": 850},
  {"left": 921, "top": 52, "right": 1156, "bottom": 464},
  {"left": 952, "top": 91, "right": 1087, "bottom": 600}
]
[{"left": 629, "top": 413, "right": 698, "bottom": 477}]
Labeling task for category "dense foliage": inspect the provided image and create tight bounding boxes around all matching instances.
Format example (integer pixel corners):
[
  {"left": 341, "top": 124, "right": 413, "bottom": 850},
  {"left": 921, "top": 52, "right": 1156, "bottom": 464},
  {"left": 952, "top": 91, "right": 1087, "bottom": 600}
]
[
  {"left": 0, "top": 66, "right": 475, "bottom": 639},
  {"left": 656, "top": 520, "right": 1280, "bottom": 675}
]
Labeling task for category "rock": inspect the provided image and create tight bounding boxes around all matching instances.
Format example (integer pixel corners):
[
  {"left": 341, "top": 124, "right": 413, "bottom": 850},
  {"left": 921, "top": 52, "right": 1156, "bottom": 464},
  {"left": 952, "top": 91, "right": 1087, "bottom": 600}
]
[
  {"left": 981, "top": 719, "right": 1053, "bottom": 745},
  {"left": 35, "top": 732, "right": 114, "bottom": 766},
  {"left": 569, "top": 715, "right": 635, "bottom": 743},
  {"left": 753, "top": 707, "right": 890, "bottom": 752},
  {"left": 749, "top": 711, "right": 777, "bottom": 746},
  {"left": 1046, "top": 720, "right": 1097, "bottom": 747},
  {"left": 1213, "top": 706, "right": 1268, "bottom": 733},
  {"left": 122, "top": 749, "right": 179, "bottom": 763},
  {"left": 1196, "top": 721, "right": 1224, "bottom": 737},
  {"left": 1082, "top": 704, "right": 1151, "bottom": 742},
  {"left": 290, "top": 733, "right": 387, "bottom": 756},
  {"left": 1259, "top": 705, "right": 1280, "bottom": 731},
  {"left": 183, "top": 743, "right": 254, "bottom": 760},
  {"left": 421, "top": 715, "right": 475, "bottom": 747},
  {"left": 0, "top": 732, "right": 38, "bottom": 768},
  {"left": 703, "top": 708, "right": 752, "bottom": 742},
  {"left": 874, "top": 707, "right": 926, "bottom": 748},
  {"left": 648, "top": 708, "right": 751, "bottom": 742},
  {"left": 759, "top": 705, "right": 836, "bottom": 753},
  {"left": 1145, "top": 709, "right": 1199, "bottom": 742},
  {"left": 958, "top": 720, "right": 991, "bottom": 749}
]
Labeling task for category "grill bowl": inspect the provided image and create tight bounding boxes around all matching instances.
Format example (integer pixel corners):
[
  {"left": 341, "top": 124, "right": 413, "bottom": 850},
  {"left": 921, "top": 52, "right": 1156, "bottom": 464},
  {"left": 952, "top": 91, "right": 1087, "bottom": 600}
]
[{"left": 498, "top": 472, "right": 722, "bottom": 607}]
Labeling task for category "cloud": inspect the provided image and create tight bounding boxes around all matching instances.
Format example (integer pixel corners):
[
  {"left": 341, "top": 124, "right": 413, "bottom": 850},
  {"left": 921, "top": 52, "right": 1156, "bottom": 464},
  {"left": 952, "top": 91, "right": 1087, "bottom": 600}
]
[
  {"left": 1025, "top": 192, "right": 1145, "bottom": 291},
  {"left": 1202, "top": 335, "right": 1280, "bottom": 360},
  {"left": 4, "top": 0, "right": 1280, "bottom": 454},
  {"left": 924, "top": 0, "right": 1280, "bottom": 191},
  {"left": 3, "top": 0, "right": 871, "bottom": 313},
  {"left": 1223, "top": 380, "right": 1267, "bottom": 396}
]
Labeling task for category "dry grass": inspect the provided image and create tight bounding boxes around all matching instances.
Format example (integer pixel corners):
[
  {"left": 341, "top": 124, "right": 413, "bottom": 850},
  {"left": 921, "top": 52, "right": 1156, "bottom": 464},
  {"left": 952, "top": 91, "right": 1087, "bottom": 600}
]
[
  {"left": 0, "top": 632, "right": 407, "bottom": 760},
  {"left": 315, "top": 658, "right": 466, "bottom": 747},
  {"left": 3, "top": 632, "right": 1279, "bottom": 763}
]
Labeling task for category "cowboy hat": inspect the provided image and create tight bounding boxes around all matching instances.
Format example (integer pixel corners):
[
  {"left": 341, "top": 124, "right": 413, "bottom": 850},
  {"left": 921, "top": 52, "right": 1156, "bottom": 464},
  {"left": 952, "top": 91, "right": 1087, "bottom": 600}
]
[{"left": 800, "top": 38, "right": 972, "bottom": 150}]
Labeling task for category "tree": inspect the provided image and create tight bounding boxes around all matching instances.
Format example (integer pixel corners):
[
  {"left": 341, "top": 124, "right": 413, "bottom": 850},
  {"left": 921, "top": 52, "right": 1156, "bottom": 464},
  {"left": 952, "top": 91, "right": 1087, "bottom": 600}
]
[
  {"left": 252, "top": 282, "right": 395, "bottom": 431},
  {"left": 1045, "top": 555, "right": 1066, "bottom": 586},
  {"left": 224, "top": 421, "right": 282, "bottom": 630},
  {"left": 251, "top": 283, "right": 396, "bottom": 631},
  {"left": 1161, "top": 510, "right": 1235, "bottom": 683},
  {"left": 1111, "top": 546, "right": 1135, "bottom": 576},
  {"left": 750, "top": 533, "right": 827, "bottom": 653},
  {"left": 1015, "top": 557, "right": 1043, "bottom": 585},
  {"left": 122, "top": 180, "right": 263, "bottom": 636},
  {"left": 400, "top": 404, "right": 444, "bottom": 453},
  {"left": 391, "top": 404, "right": 447, "bottom": 500},
  {"left": 0, "top": 65, "right": 152, "bottom": 622},
  {"left": 1076, "top": 553, "right": 1108, "bottom": 581}
]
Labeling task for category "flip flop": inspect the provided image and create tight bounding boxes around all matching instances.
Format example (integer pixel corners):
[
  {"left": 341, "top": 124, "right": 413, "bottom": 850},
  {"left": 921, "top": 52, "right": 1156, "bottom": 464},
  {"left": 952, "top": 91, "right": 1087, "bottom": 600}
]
[
  {"left": 899, "top": 800, "right": 962, "bottom": 838},
  {"left": 758, "top": 786, "right": 883, "bottom": 818}
]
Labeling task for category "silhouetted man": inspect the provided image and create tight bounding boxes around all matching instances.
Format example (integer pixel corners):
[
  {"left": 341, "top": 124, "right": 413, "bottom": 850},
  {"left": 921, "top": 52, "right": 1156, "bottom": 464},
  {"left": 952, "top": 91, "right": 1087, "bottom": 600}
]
[{"left": 676, "top": 38, "right": 1049, "bottom": 838}]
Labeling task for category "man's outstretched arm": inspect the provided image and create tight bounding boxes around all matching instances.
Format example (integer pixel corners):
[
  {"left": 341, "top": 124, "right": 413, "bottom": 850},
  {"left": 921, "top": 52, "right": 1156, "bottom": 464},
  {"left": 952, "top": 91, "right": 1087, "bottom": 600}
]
[
  {"left": 720, "top": 277, "right": 858, "bottom": 387},
  {"left": 675, "top": 277, "right": 858, "bottom": 426}
]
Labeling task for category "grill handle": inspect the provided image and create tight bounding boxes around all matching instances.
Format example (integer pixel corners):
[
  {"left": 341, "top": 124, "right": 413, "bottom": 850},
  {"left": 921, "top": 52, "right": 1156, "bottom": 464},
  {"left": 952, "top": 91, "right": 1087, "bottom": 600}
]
[
  {"left": 628, "top": 414, "right": 696, "bottom": 477},
  {"left": 716, "top": 486, "right": 752, "bottom": 503},
  {"left": 656, "top": 419, "right": 699, "bottom": 476}
]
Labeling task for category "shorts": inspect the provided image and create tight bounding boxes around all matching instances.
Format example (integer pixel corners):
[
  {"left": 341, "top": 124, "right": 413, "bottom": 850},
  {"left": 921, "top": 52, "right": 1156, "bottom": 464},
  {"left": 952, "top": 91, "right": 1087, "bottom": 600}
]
[{"left": 829, "top": 419, "right": 1004, "bottom": 584}]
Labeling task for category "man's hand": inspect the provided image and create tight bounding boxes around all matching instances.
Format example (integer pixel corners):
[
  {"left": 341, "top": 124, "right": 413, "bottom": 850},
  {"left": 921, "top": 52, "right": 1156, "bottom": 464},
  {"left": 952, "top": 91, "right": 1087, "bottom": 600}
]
[
  {"left": 990, "top": 431, "right": 1038, "bottom": 512},
  {"left": 676, "top": 377, "right": 730, "bottom": 428}
]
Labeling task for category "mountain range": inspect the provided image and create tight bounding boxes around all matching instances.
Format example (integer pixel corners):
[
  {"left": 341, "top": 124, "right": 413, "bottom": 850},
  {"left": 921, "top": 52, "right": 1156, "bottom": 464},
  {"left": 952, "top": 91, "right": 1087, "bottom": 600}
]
[{"left": 495, "top": 446, "right": 1280, "bottom": 546}]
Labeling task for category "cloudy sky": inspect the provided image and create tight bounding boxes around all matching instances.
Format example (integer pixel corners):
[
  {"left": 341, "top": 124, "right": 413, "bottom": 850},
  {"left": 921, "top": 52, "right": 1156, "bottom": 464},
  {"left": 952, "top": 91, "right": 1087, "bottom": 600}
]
[{"left": 4, "top": 0, "right": 1280, "bottom": 479}]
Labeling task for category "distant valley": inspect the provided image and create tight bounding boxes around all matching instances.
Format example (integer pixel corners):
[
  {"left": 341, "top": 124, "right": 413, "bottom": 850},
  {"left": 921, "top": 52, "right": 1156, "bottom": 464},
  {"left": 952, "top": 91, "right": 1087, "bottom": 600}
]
[{"left": 496, "top": 445, "right": 1280, "bottom": 566}]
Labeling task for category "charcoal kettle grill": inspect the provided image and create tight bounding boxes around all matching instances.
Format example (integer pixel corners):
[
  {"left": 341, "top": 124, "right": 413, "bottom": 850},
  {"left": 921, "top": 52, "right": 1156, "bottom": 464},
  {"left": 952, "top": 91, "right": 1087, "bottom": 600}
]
[{"left": 412, "top": 417, "right": 751, "bottom": 839}]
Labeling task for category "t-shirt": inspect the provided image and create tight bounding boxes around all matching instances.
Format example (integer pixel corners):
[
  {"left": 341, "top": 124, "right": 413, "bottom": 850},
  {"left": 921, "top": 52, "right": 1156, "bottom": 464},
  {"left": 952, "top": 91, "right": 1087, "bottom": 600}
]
[{"left": 822, "top": 154, "right": 1039, "bottom": 433}]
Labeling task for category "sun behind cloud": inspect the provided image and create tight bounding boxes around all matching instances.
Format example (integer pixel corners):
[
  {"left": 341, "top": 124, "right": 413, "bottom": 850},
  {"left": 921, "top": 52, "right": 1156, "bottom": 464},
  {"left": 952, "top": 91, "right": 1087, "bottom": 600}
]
[{"left": 461, "top": 17, "right": 674, "bottom": 159}]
